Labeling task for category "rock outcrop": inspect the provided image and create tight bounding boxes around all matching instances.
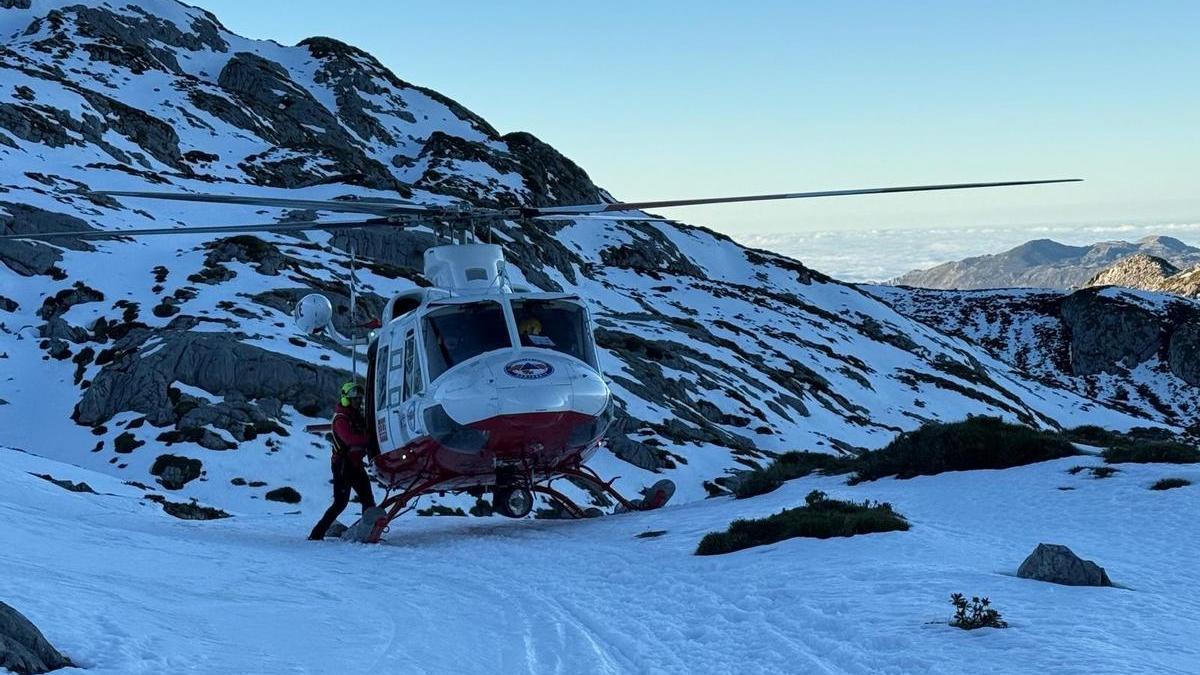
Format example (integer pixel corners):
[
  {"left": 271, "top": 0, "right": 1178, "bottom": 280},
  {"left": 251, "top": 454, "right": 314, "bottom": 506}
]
[
  {"left": 1059, "top": 290, "right": 1160, "bottom": 376},
  {"left": 1017, "top": 543, "right": 1113, "bottom": 587},
  {"left": 0, "top": 600, "right": 73, "bottom": 674},
  {"left": 1085, "top": 254, "right": 1180, "bottom": 289},
  {"left": 1085, "top": 254, "right": 1200, "bottom": 299}
]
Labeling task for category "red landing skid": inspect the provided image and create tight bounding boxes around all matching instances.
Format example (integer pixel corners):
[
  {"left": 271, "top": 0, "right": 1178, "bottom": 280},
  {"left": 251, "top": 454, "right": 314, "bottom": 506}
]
[{"left": 360, "top": 464, "right": 676, "bottom": 544}]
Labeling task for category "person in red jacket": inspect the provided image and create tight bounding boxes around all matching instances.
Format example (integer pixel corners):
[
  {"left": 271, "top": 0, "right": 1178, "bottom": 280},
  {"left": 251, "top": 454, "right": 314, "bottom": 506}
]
[{"left": 308, "top": 382, "right": 377, "bottom": 540}]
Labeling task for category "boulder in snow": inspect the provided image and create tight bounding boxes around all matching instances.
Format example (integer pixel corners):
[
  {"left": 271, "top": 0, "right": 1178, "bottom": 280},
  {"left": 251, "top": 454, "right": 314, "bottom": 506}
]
[
  {"left": 0, "top": 600, "right": 73, "bottom": 674},
  {"left": 1017, "top": 543, "right": 1113, "bottom": 587}
]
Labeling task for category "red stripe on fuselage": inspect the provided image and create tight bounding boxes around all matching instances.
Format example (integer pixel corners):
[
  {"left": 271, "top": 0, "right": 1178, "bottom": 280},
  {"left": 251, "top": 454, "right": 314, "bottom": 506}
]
[{"left": 372, "top": 410, "right": 605, "bottom": 490}]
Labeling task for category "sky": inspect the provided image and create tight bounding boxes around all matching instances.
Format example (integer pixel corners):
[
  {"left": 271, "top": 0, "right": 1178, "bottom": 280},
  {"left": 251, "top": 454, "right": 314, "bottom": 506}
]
[{"left": 188, "top": 1, "right": 1199, "bottom": 241}]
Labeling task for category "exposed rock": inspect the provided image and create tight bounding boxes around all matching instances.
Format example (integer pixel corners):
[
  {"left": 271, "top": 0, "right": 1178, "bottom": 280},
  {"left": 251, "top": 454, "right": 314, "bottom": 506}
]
[
  {"left": 1060, "top": 290, "right": 1160, "bottom": 375},
  {"left": 0, "top": 202, "right": 95, "bottom": 277},
  {"left": 30, "top": 473, "right": 96, "bottom": 494},
  {"left": 1158, "top": 265, "right": 1200, "bottom": 299},
  {"left": 1084, "top": 254, "right": 1200, "bottom": 299},
  {"left": 76, "top": 329, "right": 347, "bottom": 427},
  {"left": 1169, "top": 320, "right": 1200, "bottom": 386},
  {"left": 210, "top": 51, "right": 402, "bottom": 191},
  {"left": 1085, "top": 254, "right": 1180, "bottom": 289},
  {"left": 1017, "top": 543, "right": 1113, "bottom": 587},
  {"left": 502, "top": 131, "right": 602, "bottom": 207},
  {"left": 149, "top": 453, "right": 202, "bottom": 490},
  {"left": 265, "top": 486, "right": 301, "bottom": 504},
  {"left": 0, "top": 600, "right": 73, "bottom": 674}
]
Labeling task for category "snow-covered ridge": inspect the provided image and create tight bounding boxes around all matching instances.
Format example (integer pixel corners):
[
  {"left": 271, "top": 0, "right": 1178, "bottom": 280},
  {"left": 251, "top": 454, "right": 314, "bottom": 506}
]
[{"left": 0, "top": 0, "right": 1162, "bottom": 515}]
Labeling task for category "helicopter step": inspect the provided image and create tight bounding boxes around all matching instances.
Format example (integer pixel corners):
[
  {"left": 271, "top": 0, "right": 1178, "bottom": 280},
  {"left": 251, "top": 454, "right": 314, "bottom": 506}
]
[{"left": 341, "top": 506, "right": 389, "bottom": 543}]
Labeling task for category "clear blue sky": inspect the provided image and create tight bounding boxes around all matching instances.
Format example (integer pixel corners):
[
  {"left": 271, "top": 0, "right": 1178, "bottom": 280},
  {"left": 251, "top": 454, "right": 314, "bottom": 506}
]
[{"left": 190, "top": 0, "right": 1199, "bottom": 235}]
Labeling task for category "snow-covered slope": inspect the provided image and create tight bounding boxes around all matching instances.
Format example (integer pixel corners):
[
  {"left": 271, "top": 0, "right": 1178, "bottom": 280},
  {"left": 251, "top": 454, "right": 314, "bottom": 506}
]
[
  {"left": 0, "top": 0, "right": 1159, "bottom": 516},
  {"left": 5, "top": 444, "right": 1200, "bottom": 673},
  {"left": 872, "top": 285, "right": 1200, "bottom": 431}
]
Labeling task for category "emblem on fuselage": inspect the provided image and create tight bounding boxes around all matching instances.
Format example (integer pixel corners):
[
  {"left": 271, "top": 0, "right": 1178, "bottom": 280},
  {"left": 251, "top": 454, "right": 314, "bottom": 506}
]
[{"left": 504, "top": 358, "right": 554, "bottom": 380}]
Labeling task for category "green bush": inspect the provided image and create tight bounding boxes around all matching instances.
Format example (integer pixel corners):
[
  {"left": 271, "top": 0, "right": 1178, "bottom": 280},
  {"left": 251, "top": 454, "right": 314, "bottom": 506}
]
[
  {"left": 1150, "top": 478, "right": 1192, "bottom": 491},
  {"left": 851, "top": 416, "right": 1078, "bottom": 484},
  {"left": 695, "top": 490, "right": 909, "bottom": 555},
  {"left": 949, "top": 593, "right": 1007, "bottom": 630},
  {"left": 1102, "top": 441, "right": 1200, "bottom": 464},
  {"left": 734, "top": 451, "right": 857, "bottom": 499}
]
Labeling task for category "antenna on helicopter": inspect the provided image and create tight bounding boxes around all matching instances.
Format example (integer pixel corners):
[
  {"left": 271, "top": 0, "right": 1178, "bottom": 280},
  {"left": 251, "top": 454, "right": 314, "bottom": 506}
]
[{"left": 349, "top": 240, "right": 359, "bottom": 381}]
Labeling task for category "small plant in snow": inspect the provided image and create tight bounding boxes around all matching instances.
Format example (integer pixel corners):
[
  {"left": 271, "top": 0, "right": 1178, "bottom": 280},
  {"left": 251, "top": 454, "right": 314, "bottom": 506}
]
[{"left": 949, "top": 593, "right": 1007, "bottom": 630}]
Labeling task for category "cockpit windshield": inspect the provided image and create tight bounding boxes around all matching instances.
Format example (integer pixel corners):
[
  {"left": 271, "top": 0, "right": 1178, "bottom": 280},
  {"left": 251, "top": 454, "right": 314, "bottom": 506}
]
[
  {"left": 423, "top": 301, "right": 511, "bottom": 381},
  {"left": 512, "top": 298, "right": 597, "bottom": 368}
]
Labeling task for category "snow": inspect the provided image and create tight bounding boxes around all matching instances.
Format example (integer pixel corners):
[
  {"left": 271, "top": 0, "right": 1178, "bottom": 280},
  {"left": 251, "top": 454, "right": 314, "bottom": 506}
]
[{"left": 3, "top": 445, "right": 1199, "bottom": 674}]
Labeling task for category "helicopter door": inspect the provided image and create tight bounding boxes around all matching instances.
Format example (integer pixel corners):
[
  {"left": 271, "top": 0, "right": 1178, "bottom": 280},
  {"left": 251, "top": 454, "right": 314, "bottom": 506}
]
[
  {"left": 384, "top": 331, "right": 407, "bottom": 446},
  {"left": 373, "top": 341, "right": 393, "bottom": 448}
]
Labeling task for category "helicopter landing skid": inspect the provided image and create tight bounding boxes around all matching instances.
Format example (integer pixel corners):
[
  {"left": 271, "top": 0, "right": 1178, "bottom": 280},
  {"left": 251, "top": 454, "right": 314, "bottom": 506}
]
[
  {"left": 360, "top": 468, "right": 676, "bottom": 543},
  {"left": 536, "top": 465, "right": 676, "bottom": 519}
]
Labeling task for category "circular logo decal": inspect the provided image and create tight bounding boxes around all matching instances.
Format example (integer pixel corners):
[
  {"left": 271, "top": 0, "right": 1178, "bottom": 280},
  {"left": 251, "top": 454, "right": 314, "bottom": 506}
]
[{"left": 505, "top": 358, "right": 554, "bottom": 380}]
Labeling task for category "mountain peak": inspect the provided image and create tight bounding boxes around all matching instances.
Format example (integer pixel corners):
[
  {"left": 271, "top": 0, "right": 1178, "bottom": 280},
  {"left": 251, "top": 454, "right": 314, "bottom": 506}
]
[{"left": 893, "top": 234, "right": 1200, "bottom": 291}]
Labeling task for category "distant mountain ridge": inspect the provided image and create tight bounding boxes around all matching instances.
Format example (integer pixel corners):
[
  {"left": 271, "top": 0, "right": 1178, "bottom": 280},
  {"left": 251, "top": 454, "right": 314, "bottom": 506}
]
[
  {"left": 1085, "top": 254, "right": 1200, "bottom": 299},
  {"left": 891, "top": 235, "right": 1200, "bottom": 290}
]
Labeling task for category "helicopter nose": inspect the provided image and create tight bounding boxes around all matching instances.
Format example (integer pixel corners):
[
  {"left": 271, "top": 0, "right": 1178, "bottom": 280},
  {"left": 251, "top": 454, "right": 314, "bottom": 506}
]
[{"left": 436, "top": 351, "right": 609, "bottom": 425}]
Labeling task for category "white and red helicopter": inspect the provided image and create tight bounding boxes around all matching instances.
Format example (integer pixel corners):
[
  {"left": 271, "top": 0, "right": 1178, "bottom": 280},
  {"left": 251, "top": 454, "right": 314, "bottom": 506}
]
[{"left": 2, "top": 178, "right": 1079, "bottom": 541}]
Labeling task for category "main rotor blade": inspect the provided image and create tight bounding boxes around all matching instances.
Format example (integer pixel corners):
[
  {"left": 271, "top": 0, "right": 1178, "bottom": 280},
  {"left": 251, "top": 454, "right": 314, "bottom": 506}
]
[
  {"left": 531, "top": 179, "right": 1083, "bottom": 215},
  {"left": 0, "top": 218, "right": 400, "bottom": 241},
  {"left": 96, "top": 190, "right": 436, "bottom": 216},
  {"left": 532, "top": 214, "right": 678, "bottom": 222}
]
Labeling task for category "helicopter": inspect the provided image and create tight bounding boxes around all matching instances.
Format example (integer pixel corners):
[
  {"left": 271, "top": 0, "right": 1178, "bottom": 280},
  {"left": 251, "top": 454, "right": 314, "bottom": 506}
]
[{"left": 1, "top": 178, "right": 1080, "bottom": 542}]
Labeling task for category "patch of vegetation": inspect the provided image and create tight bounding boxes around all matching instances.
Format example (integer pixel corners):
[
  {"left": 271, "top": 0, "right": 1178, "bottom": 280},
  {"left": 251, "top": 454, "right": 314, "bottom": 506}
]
[
  {"left": 949, "top": 594, "right": 1007, "bottom": 630},
  {"left": 636, "top": 530, "right": 668, "bottom": 539},
  {"left": 468, "top": 497, "right": 493, "bottom": 517},
  {"left": 695, "top": 490, "right": 909, "bottom": 556},
  {"left": 1150, "top": 478, "right": 1192, "bottom": 491},
  {"left": 735, "top": 451, "right": 857, "bottom": 499},
  {"left": 851, "top": 416, "right": 1078, "bottom": 484},
  {"left": 145, "top": 494, "right": 229, "bottom": 520},
  {"left": 265, "top": 486, "right": 301, "bottom": 504},
  {"left": 1102, "top": 441, "right": 1200, "bottom": 465},
  {"left": 1090, "top": 466, "right": 1119, "bottom": 479}
]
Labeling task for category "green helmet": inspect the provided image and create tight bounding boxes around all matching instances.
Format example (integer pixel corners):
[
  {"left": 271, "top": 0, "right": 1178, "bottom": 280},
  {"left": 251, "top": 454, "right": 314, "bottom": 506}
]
[{"left": 339, "top": 381, "right": 365, "bottom": 407}]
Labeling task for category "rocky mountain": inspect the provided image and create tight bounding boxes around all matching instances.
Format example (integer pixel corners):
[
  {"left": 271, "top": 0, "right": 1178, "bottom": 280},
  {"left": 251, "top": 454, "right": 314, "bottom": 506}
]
[
  {"left": 891, "top": 235, "right": 1200, "bottom": 290},
  {"left": 0, "top": 0, "right": 1166, "bottom": 515},
  {"left": 1085, "top": 254, "right": 1200, "bottom": 299},
  {"left": 871, "top": 285, "right": 1200, "bottom": 431}
]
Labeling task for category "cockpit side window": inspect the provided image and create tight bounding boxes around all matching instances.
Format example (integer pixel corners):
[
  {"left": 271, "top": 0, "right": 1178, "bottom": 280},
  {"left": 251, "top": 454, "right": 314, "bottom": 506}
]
[
  {"left": 511, "top": 299, "right": 597, "bottom": 368},
  {"left": 423, "top": 301, "right": 511, "bottom": 381},
  {"left": 403, "top": 330, "right": 423, "bottom": 400}
]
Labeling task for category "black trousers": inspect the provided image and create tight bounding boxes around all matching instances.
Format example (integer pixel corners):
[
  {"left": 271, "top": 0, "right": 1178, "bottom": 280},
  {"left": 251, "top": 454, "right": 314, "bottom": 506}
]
[{"left": 309, "top": 454, "right": 376, "bottom": 540}]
